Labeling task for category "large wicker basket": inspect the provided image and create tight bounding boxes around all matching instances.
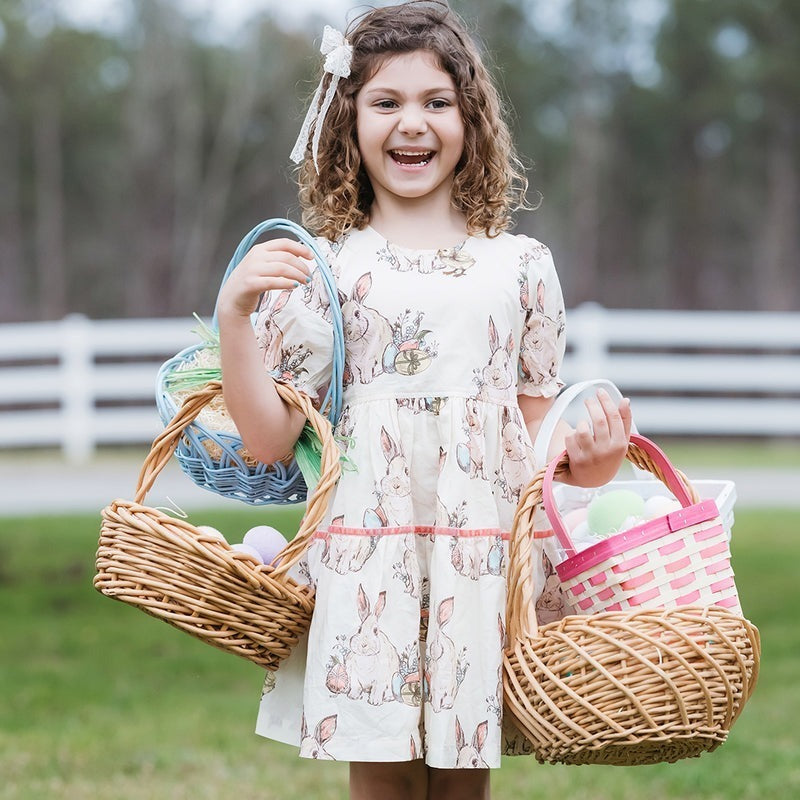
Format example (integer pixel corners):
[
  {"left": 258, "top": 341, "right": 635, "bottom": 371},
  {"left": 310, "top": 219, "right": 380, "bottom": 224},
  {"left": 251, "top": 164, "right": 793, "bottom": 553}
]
[
  {"left": 94, "top": 380, "right": 340, "bottom": 670},
  {"left": 503, "top": 448, "right": 760, "bottom": 766}
]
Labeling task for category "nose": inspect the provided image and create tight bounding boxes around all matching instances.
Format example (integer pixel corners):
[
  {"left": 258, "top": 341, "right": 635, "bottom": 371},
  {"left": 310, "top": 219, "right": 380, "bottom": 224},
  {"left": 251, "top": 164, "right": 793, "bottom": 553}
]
[{"left": 397, "top": 103, "right": 427, "bottom": 135}]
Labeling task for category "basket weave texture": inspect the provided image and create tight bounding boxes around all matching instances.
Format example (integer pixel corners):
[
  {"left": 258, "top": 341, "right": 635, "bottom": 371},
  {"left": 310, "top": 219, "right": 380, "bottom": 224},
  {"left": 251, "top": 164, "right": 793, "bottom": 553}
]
[
  {"left": 94, "top": 380, "right": 340, "bottom": 670},
  {"left": 545, "top": 435, "right": 741, "bottom": 615},
  {"left": 155, "top": 218, "right": 345, "bottom": 506},
  {"left": 503, "top": 448, "right": 760, "bottom": 766}
]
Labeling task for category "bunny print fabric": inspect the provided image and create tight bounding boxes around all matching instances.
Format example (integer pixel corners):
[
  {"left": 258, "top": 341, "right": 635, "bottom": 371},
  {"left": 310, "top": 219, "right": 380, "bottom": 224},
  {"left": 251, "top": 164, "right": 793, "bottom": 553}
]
[{"left": 254, "top": 225, "right": 566, "bottom": 768}]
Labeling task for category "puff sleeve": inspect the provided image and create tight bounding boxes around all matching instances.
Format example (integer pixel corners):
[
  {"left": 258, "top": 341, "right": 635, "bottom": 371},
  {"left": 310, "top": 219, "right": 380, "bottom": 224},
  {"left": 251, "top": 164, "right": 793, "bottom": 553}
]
[
  {"left": 516, "top": 237, "right": 566, "bottom": 399},
  {"left": 253, "top": 241, "right": 336, "bottom": 407}
]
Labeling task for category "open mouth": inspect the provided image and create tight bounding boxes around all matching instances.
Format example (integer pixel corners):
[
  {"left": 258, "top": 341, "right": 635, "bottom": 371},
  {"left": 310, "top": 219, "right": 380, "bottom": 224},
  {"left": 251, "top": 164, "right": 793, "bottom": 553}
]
[{"left": 389, "top": 149, "right": 435, "bottom": 167}]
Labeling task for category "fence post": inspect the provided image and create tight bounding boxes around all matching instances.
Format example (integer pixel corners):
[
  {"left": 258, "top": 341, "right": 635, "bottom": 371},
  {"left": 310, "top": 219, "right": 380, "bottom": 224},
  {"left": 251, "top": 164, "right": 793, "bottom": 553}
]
[
  {"left": 60, "top": 313, "right": 94, "bottom": 463},
  {"left": 569, "top": 302, "right": 609, "bottom": 381}
]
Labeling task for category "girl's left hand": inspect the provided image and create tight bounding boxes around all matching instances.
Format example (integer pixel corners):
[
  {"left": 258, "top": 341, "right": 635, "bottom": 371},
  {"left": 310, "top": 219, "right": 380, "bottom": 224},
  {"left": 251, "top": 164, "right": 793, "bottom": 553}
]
[{"left": 563, "top": 389, "right": 632, "bottom": 487}]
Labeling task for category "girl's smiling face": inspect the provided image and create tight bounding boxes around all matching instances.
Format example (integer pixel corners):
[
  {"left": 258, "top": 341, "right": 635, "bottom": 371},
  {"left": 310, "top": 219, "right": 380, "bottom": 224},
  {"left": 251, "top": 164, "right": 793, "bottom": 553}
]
[{"left": 355, "top": 50, "right": 465, "bottom": 210}]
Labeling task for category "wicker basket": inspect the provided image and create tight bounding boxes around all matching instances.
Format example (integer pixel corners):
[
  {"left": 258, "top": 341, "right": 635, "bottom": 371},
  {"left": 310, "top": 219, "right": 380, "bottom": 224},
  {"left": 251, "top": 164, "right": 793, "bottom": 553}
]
[
  {"left": 156, "top": 218, "right": 345, "bottom": 506},
  {"left": 94, "top": 380, "right": 340, "bottom": 670},
  {"left": 503, "top": 458, "right": 761, "bottom": 766},
  {"left": 543, "top": 434, "right": 742, "bottom": 615}
]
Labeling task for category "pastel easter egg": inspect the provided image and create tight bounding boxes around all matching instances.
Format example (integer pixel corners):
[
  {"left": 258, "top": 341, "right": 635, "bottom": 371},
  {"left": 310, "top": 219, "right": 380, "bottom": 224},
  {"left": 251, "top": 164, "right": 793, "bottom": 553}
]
[
  {"left": 563, "top": 507, "right": 589, "bottom": 532},
  {"left": 569, "top": 521, "right": 595, "bottom": 550},
  {"left": 231, "top": 542, "right": 264, "bottom": 564},
  {"left": 243, "top": 525, "right": 288, "bottom": 564},
  {"left": 587, "top": 490, "right": 646, "bottom": 536},
  {"left": 196, "top": 525, "right": 227, "bottom": 543},
  {"left": 643, "top": 495, "right": 682, "bottom": 520}
]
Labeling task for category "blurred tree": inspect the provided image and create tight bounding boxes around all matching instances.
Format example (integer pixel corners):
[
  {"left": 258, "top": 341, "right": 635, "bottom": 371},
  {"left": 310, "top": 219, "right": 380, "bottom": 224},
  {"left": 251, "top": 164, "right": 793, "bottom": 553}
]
[{"left": 0, "top": 0, "right": 797, "bottom": 319}]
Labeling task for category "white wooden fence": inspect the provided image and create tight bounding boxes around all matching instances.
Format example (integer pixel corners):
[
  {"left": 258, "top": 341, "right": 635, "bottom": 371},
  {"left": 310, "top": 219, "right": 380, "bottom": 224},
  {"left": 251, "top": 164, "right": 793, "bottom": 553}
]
[{"left": 1, "top": 306, "right": 798, "bottom": 462}]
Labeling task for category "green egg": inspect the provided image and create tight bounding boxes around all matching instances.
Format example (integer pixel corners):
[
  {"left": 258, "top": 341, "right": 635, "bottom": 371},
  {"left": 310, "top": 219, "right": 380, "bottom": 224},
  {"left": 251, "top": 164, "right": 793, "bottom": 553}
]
[{"left": 587, "top": 490, "right": 646, "bottom": 535}]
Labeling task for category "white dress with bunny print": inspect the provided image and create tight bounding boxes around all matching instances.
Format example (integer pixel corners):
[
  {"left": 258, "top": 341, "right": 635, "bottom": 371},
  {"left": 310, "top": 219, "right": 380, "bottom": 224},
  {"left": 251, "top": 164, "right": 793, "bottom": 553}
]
[{"left": 253, "top": 224, "right": 567, "bottom": 769}]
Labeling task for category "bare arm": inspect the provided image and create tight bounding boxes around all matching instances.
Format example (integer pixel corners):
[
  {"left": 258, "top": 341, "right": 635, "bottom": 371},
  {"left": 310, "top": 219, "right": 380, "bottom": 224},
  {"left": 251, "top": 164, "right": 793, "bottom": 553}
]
[
  {"left": 217, "top": 239, "right": 314, "bottom": 464},
  {"left": 518, "top": 388, "right": 632, "bottom": 488}
]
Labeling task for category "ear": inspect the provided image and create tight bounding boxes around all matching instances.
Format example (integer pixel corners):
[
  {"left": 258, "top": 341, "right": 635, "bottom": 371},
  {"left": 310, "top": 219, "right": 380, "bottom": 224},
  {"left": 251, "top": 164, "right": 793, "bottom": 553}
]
[
  {"left": 357, "top": 584, "right": 369, "bottom": 621},
  {"left": 474, "top": 720, "right": 489, "bottom": 751},
  {"left": 301, "top": 713, "right": 308, "bottom": 739},
  {"left": 316, "top": 714, "right": 338, "bottom": 745},
  {"left": 455, "top": 716, "right": 465, "bottom": 749},
  {"left": 505, "top": 331, "right": 514, "bottom": 356},
  {"left": 272, "top": 289, "right": 291, "bottom": 314},
  {"left": 354, "top": 272, "right": 373, "bottom": 302},
  {"left": 536, "top": 279, "right": 546, "bottom": 314},
  {"left": 437, "top": 596, "right": 454, "bottom": 626},
  {"left": 487, "top": 316, "right": 499, "bottom": 351},
  {"left": 374, "top": 591, "right": 387, "bottom": 618},
  {"left": 380, "top": 427, "right": 398, "bottom": 461}
]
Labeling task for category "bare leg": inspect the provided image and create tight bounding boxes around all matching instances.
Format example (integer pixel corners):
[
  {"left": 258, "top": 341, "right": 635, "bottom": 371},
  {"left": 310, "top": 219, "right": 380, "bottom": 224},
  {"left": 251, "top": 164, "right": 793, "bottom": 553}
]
[
  {"left": 350, "top": 761, "right": 428, "bottom": 800},
  {"left": 427, "top": 767, "right": 491, "bottom": 800}
]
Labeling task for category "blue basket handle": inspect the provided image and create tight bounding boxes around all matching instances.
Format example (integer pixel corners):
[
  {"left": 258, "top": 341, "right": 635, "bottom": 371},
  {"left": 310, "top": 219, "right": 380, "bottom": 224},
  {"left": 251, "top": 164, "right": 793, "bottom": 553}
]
[{"left": 210, "top": 218, "right": 345, "bottom": 427}]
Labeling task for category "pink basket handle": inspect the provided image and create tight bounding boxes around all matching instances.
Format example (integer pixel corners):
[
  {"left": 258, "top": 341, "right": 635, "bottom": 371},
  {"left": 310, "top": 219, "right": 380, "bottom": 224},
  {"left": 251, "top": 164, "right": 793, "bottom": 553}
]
[{"left": 542, "top": 433, "right": 695, "bottom": 557}]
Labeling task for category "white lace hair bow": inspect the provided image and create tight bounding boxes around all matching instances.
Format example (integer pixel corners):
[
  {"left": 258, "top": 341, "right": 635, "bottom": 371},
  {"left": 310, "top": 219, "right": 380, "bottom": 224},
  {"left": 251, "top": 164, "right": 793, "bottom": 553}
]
[{"left": 290, "top": 26, "right": 353, "bottom": 173}]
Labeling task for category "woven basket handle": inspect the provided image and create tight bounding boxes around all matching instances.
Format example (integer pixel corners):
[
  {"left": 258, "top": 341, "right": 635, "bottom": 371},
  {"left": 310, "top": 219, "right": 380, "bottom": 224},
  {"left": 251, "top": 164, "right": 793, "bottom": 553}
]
[
  {"left": 542, "top": 433, "right": 699, "bottom": 558},
  {"left": 211, "top": 218, "right": 345, "bottom": 426},
  {"left": 133, "top": 380, "right": 340, "bottom": 575}
]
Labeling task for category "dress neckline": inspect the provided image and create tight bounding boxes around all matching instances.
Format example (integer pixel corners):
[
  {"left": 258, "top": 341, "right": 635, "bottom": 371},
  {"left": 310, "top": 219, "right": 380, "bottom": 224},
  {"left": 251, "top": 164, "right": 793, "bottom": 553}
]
[{"left": 363, "top": 224, "right": 472, "bottom": 255}]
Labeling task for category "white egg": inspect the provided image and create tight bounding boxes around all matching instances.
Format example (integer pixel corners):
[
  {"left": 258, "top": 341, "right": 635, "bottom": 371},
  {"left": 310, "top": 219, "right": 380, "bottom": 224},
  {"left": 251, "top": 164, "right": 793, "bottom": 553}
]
[
  {"left": 643, "top": 495, "right": 682, "bottom": 520},
  {"left": 243, "top": 525, "right": 288, "bottom": 564},
  {"left": 196, "top": 525, "right": 227, "bottom": 543},
  {"left": 570, "top": 521, "right": 595, "bottom": 550},
  {"left": 231, "top": 542, "right": 264, "bottom": 563}
]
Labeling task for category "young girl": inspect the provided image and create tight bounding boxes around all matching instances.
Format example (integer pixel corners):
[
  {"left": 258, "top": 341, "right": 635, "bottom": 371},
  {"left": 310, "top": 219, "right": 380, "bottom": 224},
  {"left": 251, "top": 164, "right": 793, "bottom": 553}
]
[{"left": 217, "top": 3, "right": 631, "bottom": 798}]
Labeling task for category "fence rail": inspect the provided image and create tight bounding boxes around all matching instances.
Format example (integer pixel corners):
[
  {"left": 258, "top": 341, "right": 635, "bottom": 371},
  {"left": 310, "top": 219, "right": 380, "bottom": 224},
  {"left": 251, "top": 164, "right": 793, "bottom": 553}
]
[{"left": 1, "top": 306, "right": 798, "bottom": 462}]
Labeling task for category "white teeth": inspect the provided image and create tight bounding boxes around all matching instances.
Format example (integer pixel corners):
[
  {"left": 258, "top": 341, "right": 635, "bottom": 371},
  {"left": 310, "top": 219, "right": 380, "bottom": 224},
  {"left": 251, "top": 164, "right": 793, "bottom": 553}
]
[{"left": 391, "top": 150, "right": 433, "bottom": 156}]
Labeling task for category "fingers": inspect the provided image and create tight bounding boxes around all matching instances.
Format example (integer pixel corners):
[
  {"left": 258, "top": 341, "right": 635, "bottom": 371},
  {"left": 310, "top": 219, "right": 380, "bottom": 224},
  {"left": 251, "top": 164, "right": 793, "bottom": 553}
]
[{"left": 217, "top": 240, "right": 315, "bottom": 318}]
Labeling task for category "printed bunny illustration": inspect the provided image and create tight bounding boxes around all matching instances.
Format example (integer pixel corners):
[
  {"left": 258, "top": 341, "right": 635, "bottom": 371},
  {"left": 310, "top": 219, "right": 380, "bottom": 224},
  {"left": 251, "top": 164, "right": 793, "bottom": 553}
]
[
  {"left": 520, "top": 278, "right": 565, "bottom": 385},
  {"left": 455, "top": 717, "right": 489, "bottom": 768},
  {"left": 340, "top": 272, "right": 393, "bottom": 385},
  {"left": 341, "top": 586, "right": 401, "bottom": 705},
  {"left": 321, "top": 533, "right": 378, "bottom": 574},
  {"left": 474, "top": 316, "right": 515, "bottom": 403},
  {"left": 393, "top": 534, "right": 421, "bottom": 598},
  {"left": 300, "top": 713, "right": 338, "bottom": 760},
  {"left": 302, "top": 267, "right": 332, "bottom": 321},
  {"left": 255, "top": 289, "right": 290, "bottom": 355},
  {"left": 450, "top": 535, "right": 503, "bottom": 580},
  {"left": 495, "top": 406, "right": 531, "bottom": 504},
  {"left": 425, "top": 597, "right": 469, "bottom": 712},
  {"left": 487, "top": 614, "right": 504, "bottom": 721},
  {"left": 456, "top": 398, "right": 487, "bottom": 480},
  {"left": 363, "top": 427, "right": 412, "bottom": 528},
  {"left": 535, "top": 553, "right": 572, "bottom": 625}
]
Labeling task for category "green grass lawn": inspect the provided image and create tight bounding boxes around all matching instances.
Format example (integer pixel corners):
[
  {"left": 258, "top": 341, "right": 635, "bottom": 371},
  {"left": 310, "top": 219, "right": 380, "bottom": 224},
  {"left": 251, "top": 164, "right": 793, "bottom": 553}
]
[{"left": 1, "top": 506, "right": 797, "bottom": 800}]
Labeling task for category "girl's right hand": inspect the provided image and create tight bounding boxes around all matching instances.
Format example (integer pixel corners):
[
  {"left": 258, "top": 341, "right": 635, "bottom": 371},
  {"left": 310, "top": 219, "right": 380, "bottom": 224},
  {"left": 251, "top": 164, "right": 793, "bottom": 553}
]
[{"left": 216, "top": 239, "right": 314, "bottom": 319}]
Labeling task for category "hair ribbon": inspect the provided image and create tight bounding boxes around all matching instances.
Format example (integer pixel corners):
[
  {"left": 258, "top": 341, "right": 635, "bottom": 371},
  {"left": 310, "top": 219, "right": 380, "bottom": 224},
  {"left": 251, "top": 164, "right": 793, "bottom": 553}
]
[{"left": 290, "top": 26, "right": 353, "bottom": 173}]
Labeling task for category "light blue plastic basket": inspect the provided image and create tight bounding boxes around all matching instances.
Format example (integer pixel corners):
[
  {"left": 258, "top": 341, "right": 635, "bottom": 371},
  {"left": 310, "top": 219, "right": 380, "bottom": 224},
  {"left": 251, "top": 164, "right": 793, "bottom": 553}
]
[{"left": 156, "top": 218, "right": 345, "bottom": 505}]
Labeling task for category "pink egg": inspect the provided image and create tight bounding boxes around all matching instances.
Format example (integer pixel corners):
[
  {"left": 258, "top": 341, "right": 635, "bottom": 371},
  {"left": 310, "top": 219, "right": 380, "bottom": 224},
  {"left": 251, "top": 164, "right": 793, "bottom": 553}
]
[
  {"left": 243, "top": 525, "right": 289, "bottom": 564},
  {"left": 563, "top": 507, "right": 589, "bottom": 532}
]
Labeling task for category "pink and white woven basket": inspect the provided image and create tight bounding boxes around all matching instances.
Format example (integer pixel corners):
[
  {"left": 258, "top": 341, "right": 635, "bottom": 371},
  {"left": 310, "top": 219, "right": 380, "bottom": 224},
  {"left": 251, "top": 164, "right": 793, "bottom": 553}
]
[{"left": 543, "top": 434, "right": 741, "bottom": 616}]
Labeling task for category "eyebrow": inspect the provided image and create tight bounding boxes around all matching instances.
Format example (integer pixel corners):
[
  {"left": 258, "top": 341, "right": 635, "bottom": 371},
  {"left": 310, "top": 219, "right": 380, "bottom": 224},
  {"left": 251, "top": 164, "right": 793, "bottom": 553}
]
[{"left": 362, "top": 87, "right": 458, "bottom": 97}]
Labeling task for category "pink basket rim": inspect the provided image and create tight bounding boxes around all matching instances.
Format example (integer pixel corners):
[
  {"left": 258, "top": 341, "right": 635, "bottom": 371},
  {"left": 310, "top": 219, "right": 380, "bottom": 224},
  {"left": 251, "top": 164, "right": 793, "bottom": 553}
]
[{"left": 555, "top": 498, "right": 721, "bottom": 581}]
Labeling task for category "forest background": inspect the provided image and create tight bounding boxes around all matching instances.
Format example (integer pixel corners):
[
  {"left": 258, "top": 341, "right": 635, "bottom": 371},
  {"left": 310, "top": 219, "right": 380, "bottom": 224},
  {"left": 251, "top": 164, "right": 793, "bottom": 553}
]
[{"left": 1, "top": 0, "right": 798, "bottom": 323}]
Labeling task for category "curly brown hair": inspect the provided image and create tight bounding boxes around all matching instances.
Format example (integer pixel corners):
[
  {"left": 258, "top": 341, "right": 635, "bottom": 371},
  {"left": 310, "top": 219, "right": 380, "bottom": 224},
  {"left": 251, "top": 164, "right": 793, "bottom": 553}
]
[{"left": 297, "top": 1, "right": 529, "bottom": 241}]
